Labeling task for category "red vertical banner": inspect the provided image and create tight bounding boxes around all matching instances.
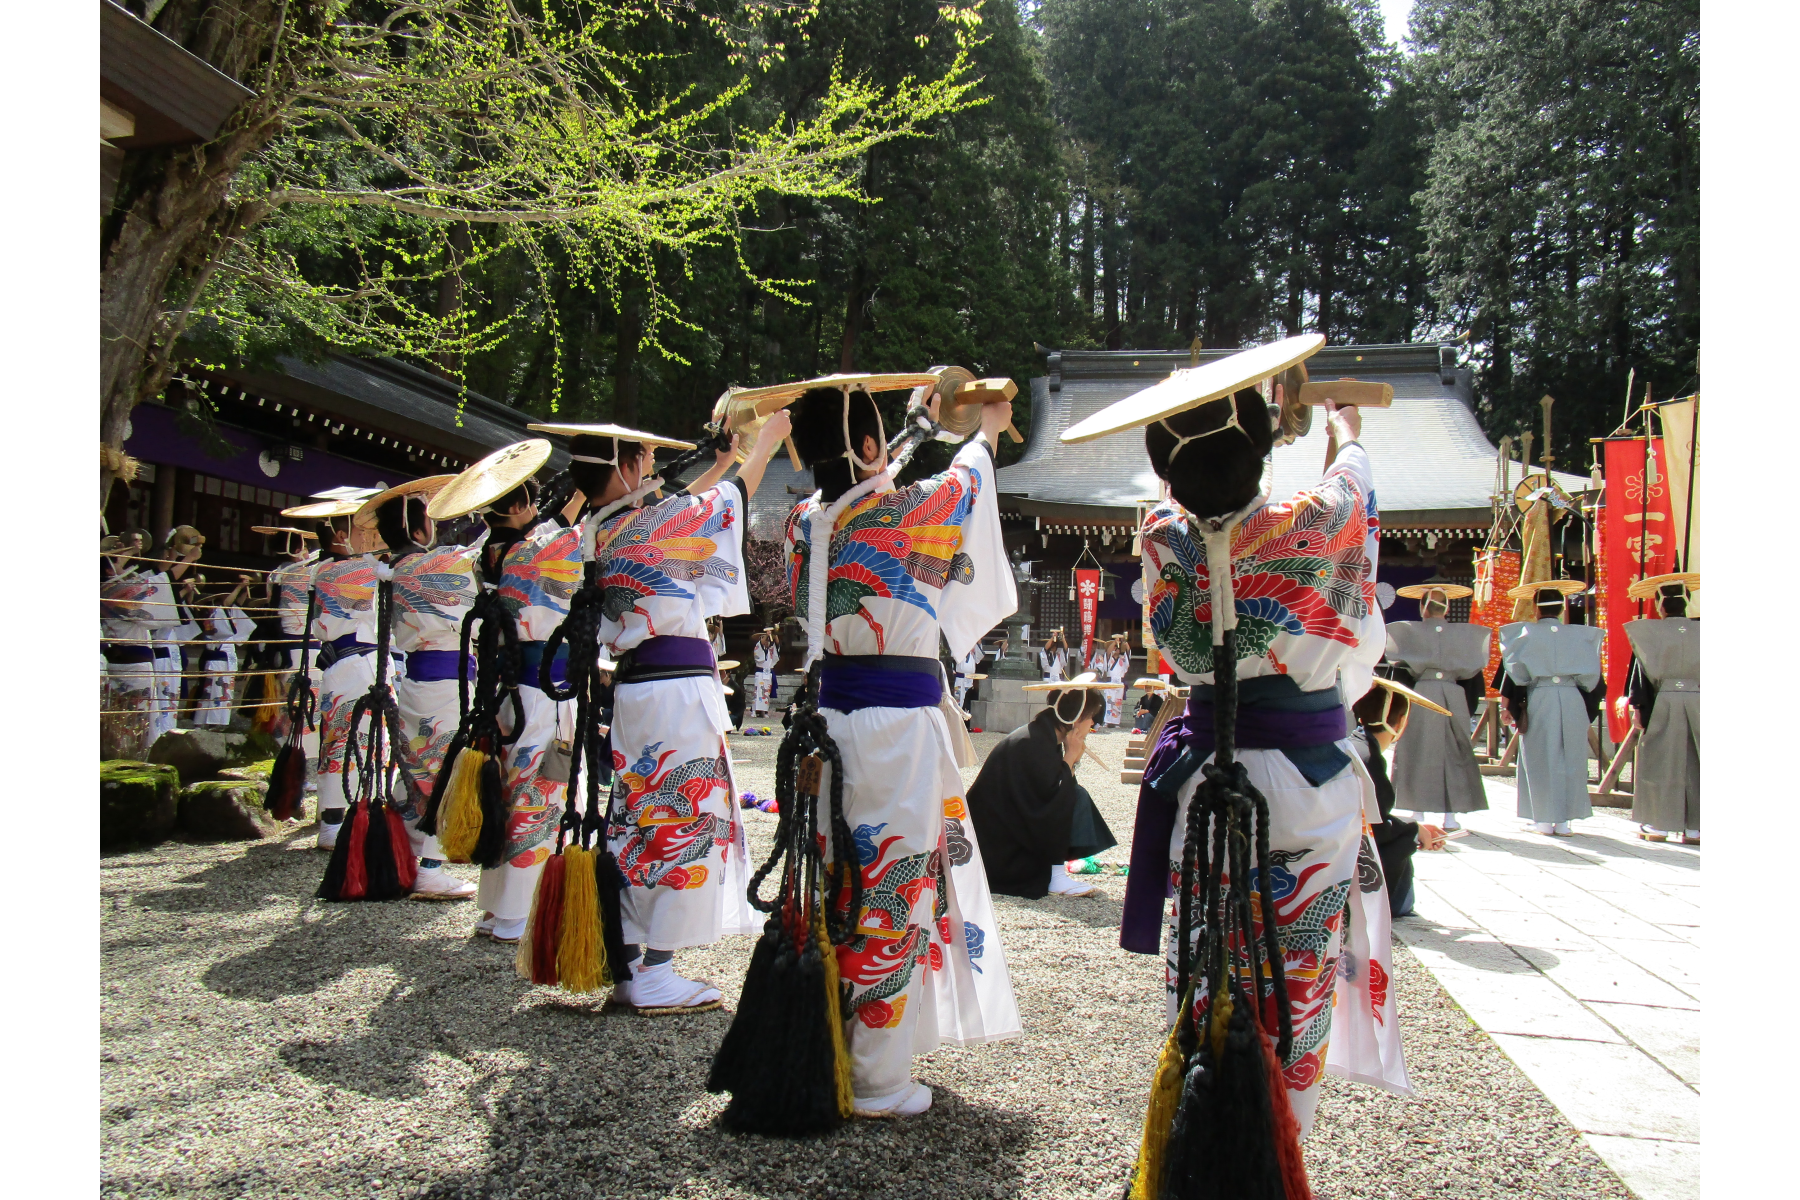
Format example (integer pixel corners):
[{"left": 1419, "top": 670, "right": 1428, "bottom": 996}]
[
  {"left": 1471, "top": 548, "right": 1521, "bottom": 698},
  {"left": 1075, "top": 568, "right": 1100, "bottom": 669},
  {"left": 1602, "top": 437, "right": 1676, "bottom": 741}
]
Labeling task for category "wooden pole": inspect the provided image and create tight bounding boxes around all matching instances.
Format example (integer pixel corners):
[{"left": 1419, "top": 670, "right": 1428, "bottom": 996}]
[{"left": 1596, "top": 726, "right": 1639, "bottom": 795}]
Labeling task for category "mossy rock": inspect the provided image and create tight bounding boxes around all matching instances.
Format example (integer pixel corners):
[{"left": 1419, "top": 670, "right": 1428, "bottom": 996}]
[
  {"left": 148, "top": 728, "right": 286, "bottom": 784},
  {"left": 101, "top": 760, "right": 180, "bottom": 849},
  {"left": 218, "top": 758, "right": 277, "bottom": 784},
  {"left": 178, "top": 780, "right": 278, "bottom": 842}
]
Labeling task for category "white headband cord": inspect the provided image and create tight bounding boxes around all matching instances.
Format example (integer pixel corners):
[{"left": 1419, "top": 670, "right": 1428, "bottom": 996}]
[
  {"left": 1159, "top": 393, "right": 1253, "bottom": 467},
  {"left": 841, "top": 387, "right": 885, "bottom": 473}
]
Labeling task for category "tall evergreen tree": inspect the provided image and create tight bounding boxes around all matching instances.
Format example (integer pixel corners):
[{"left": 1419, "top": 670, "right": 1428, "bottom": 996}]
[{"left": 1410, "top": 0, "right": 1700, "bottom": 462}]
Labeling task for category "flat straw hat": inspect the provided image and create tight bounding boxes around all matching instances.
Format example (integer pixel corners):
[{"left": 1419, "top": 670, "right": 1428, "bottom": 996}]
[
  {"left": 351, "top": 475, "right": 458, "bottom": 552},
  {"left": 525, "top": 421, "right": 696, "bottom": 452},
  {"left": 282, "top": 497, "right": 365, "bottom": 519},
  {"left": 1626, "top": 572, "right": 1701, "bottom": 601},
  {"left": 427, "top": 439, "right": 553, "bottom": 520},
  {"left": 1396, "top": 582, "right": 1474, "bottom": 601},
  {"left": 249, "top": 526, "right": 316, "bottom": 539},
  {"left": 1367, "top": 675, "right": 1452, "bottom": 717},
  {"left": 1021, "top": 670, "right": 1114, "bottom": 693},
  {"left": 1505, "top": 578, "right": 1587, "bottom": 601},
  {"left": 1060, "top": 334, "right": 1325, "bottom": 444},
  {"left": 722, "top": 372, "right": 943, "bottom": 408}
]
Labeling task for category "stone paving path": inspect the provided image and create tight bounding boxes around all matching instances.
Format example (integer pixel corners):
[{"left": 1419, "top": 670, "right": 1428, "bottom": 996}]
[{"left": 1397, "top": 777, "right": 1700, "bottom": 1200}]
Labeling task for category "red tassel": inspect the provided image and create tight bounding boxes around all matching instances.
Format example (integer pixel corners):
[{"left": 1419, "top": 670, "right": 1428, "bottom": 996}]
[
  {"left": 531, "top": 854, "right": 567, "bottom": 986},
  {"left": 1259, "top": 1024, "right": 1312, "bottom": 1200},
  {"left": 385, "top": 807, "right": 417, "bottom": 893},
  {"left": 341, "top": 803, "right": 370, "bottom": 901}
]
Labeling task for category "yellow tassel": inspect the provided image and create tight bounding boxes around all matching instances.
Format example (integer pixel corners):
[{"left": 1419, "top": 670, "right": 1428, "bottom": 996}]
[
  {"left": 1207, "top": 983, "right": 1234, "bottom": 1064},
  {"left": 514, "top": 867, "right": 543, "bottom": 982},
  {"left": 814, "top": 907, "right": 855, "bottom": 1119},
  {"left": 436, "top": 746, "right": 487, "bottom": 863},
  {"left": 1129, "top": 982, "right": 1195, "bottom": 1200},
  {"left": 557, "top": 845, "right": 604, "bottom": 993}
]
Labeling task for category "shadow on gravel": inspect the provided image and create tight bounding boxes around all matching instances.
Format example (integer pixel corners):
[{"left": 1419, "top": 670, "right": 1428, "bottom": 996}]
[
  {"left": 408, "top": 1060, "right": 1043, "bottom": 1200},
  {"left": 132, "top": 839, "right": 304, "bottom": 912}
]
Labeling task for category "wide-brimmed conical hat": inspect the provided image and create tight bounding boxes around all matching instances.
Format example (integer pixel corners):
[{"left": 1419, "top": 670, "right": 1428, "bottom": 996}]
[
  {"left": 1397, "top": 582, "right": 1474, "bottom": 601},
  {"left": 525, "top": 422, "right": 696, "bottom": 452},
  {"left": 1506, "top": 578, "right": 1587, "bottom": 601},
  {"left": 1626, "top": 572, "right": 1700, "bottom": 601},
  {"left": 427, "top": 439, "right": 553, "bottom": 519},
  {"left": 1368, "top": 675, "right": 1452, "bottom": 717},
  {"left": 1060, "top": 334, "right": 1325, "bottom": 444},
  {"left": 282, "top": 498, "right": 365, "bottom": 519}
]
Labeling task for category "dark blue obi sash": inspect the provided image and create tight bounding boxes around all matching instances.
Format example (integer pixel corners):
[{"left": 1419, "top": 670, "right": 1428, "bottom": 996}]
[
  {"left": 817, "top": 654, "right": 944, "bottom": 713},
  {"left": 405, "top": 648, "right": 476, "bottom": 684}
]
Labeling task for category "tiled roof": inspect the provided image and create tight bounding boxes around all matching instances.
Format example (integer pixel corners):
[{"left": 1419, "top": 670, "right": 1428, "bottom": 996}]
[
  {"left": 995, "top": 343, "right": 1586, "bottom": 524},
  {"left": 744, "top": 454, "right": 815, "bottom": 542}
]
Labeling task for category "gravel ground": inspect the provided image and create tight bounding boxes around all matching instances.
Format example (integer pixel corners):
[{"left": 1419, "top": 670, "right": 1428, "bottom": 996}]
[{"left": 101, "top": 725, "right": 1631, "bottom": 1200}]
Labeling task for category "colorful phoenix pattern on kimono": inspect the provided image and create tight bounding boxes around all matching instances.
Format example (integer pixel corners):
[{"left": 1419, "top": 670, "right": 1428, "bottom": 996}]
[
  {"left": 393, "top": 547, "right": 481, "bottom": 622},
  {"left": 783, "top": 470, "right": 979, "bottom": 654},
  {"left": 499, "top": 525, "right": 582, "bottom": 620},
  {"left": 611, "top": 741, "right": 733, "bottom": 890},
  {"left": 101, "top": 575, "right": 159, "bottom": 622},
  {"left": 313, "top": 561, "right": 377, "bottom": 620},
  {"left": 1143, "top": 469, "right": 1371, "bottom": 676},
  {"left": 592, "top": 492, "right": 739, "bottom": 631}
]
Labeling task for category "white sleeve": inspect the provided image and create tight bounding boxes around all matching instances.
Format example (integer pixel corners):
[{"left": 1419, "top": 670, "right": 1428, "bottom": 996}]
[
  {"left": 229, "top": 608, "right": 256, "bottom": 643},
  {"left": 936, "top": 437, "right": 1017, "bottom": 660},
  {"left": 700, "top": 482, "right": 752, "bottom": 620}
]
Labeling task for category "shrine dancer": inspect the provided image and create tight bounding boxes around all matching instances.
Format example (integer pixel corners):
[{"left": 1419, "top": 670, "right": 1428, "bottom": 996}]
[
  {"left": 302, "top": 507, "right": 381, "bottom": 851},
  {"left": 751, "top": 627, "right": 779, "bottom": 719},
  {"left": 1623, "top": 573, "right": 1700, "bottom": 844},
  {"left": 1038, "top": 630, "right": 1071, "bottom": 681},
  {"left": 1383, "top": 583, "right": 1491, "bottom": 830},
  {"left": 101, "top": 532, "right": 172, "bottom": 752},
  {"left": 783, "top": 380, "right": 1021, "bottom": 1117},
  {"left": 1108, "top": 352, "right": 1409, "bottom": 1138},
  {"left": 356, "top": 476, "right": 479, "bottom": 900},
  {"left": 1497, "top": 580, "right": 1602, "bottom": 836},
  {"left": 1101, "top": 634, "right": 1130, "bottom": 728},
  {"left": 425, "top": 440, "right": 579, "bottom": 943},
  {"left": 533, "top": 414, "right": 790, "bottom": 1010},
  {"left": 192, "top": 575, "right": 256, "bottom": 726}
]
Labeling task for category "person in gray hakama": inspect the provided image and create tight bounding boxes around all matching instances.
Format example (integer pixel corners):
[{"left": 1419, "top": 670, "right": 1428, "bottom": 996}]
[
  {"left": 1497, "top": 581, "right": 1604, "bottom": 835},
  {"left": 1623, "top": 573, "right": 1700, "bottom": 844},
  {"left": 1384, "top": 583, "right": 1492, "bottom": 830}
]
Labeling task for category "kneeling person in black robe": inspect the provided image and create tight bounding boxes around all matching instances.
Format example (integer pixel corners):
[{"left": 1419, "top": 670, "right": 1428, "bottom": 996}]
[
  {"left": 967, "top": 678, "right": 1118, "bottom": 898},
  {"left": 1352, "top": 677, "right": 1451, "bottom": 918}
]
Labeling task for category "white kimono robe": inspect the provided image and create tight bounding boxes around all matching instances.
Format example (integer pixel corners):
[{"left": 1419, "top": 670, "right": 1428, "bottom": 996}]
[
  {"left": 1140, "top": 443, "right": 1408, "bottom": 1136},
  {"left": 752, "top": 639, "right": 778, "bottom": 715},
  {"left": 391, "top": 535, "right": 489, "bottom": 859},
  {"left": 483, "top": 519, "right": 583, "bottom": 921},
  {"left": 311, "top": 556, "right": 381, "bottom": 810},
  {"left": 953, "top": 644, "right": 985, "bottom": 714},
  {"left": 269, "top": 553, "right": 322, "bottom": 754},
  {"left": 783, "top": 436, "right": 1021, "bottom": 1101},
  {"left": 1103, "top": 649, "right": 1129, "bottom": 726},
  {"left": 152, "top": 593, "right": 199, "bottom": 742},
  {"left": 102, "top": 568, "right": 175, "bottom": 751},
  {"left": 194, "top": 606, "right": 256, "bottom": 725},
  {"left": 1039, "top": 647, "right": 1069, "bottom": 681},
  {"left": 592, "top": 481, "right": 756, "bottom": 951}
]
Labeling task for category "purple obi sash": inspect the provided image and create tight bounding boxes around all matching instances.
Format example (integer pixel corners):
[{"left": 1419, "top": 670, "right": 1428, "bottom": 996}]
[
  {"left": 1119, "top": 675, "right": 1349, "bottom": 955},
  {"left": 405, "top": 648, "right": 475, "bottom": 684},
  {"left": 616, "top": 635, "right": 716, "bottom": 685},
  {"left": 518, "top": 640, "right": 569, "bottom": 690},
  {"left": 103, "top": 643, "right": 154, "bottom": 666},
  {"left": 818, "top": 654, "right": 944, "bottom": 713}
]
